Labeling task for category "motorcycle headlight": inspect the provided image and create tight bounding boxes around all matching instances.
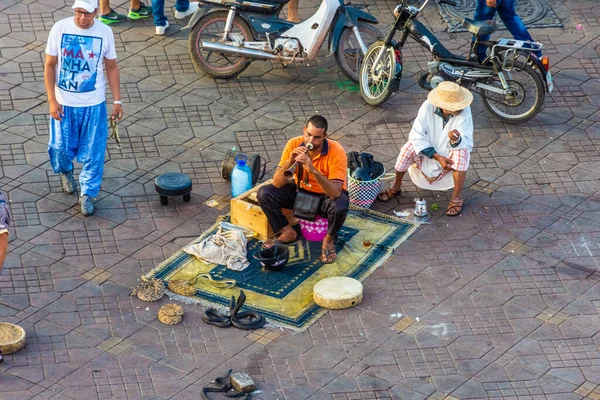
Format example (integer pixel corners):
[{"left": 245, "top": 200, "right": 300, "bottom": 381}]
[{"left": 394, "top": 5, "right": 402, "bottom": 17}]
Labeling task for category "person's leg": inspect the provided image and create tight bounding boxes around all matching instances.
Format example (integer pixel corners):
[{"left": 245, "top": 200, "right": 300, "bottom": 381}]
[
  {"left": 99, "top": 0, "right": 111, "bottom": 16},
  {"left": 49, "top": 107, "right": 78, "bottom": 176},
  {"left": 446, "top": 148, "right": 470, "bottom": 216},
  {"left": 379, "top": 142, "right": 420, "bottom": 201},
  {"left": 320, "top": 191, "right": 349, "bottom": 263},
  {"left": 473, "top": 0, "right": 498, "bottom": 61},
  {"left": 76, "top": 104, "right": 108, "bottom": 198},
  {"left": 98, "top": 0, "right": 128, "bottom": 23},
  {"left": 496, "top": 0, "right": 542, "bottom": 57},
  {"left": 175, "top": 0, "right": 189, "bottom": 13},
  {"left": 287, "top": 0, "right": 300, "bottom": 23},
  {"left": 0, "top": 233, "right": 7, "bottom": 272},
  {"left": 257, "top": 184, "right": 298, "bottom": 242},
  {"left": 152, "top": 0, "right": 167, "bottom": 26},
  {"left": 128, "top": 0, "right": 153, "bottom": 20}
]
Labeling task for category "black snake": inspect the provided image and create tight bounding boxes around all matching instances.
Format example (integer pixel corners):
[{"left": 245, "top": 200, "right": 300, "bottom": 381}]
[
  {"left": 202, "top": 290, "right": 265, "bottom": 330},
  {"left": 201, "top": 369, "right": 252, "bottom": 400}
]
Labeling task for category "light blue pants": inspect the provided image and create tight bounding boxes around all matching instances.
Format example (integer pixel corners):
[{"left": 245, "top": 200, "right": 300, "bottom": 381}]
[{"left": 48, "top": 103, "right": 107, "bottom": 198}]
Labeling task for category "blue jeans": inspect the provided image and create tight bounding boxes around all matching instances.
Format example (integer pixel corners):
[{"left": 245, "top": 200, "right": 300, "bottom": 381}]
[
  {"left": 153, "top": 0, "right": 189, "bottom": 26},
  {"left": 48, "top": 103, "right": 108, "bottom": 197},
  {"left": 474, "top": 0, "right": 542, "bottom": 61}
]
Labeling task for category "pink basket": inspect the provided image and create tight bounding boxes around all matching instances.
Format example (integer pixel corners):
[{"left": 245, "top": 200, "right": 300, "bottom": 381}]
[{"left": 299, "top": 216, "right": 328, "bottom": 242}]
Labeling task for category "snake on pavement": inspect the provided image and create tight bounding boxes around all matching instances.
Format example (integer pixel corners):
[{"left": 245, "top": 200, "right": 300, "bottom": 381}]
[{"left": 202, "top": 290, "right": 265, "bottom": 330}]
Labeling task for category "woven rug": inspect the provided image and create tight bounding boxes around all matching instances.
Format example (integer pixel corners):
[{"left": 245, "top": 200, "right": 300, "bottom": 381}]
[
  {"left": 438, "top": 0, "right": 563, "bottom": 33},
  {"left": 144, "top": 206, "right": 418, "bottom": 331}
]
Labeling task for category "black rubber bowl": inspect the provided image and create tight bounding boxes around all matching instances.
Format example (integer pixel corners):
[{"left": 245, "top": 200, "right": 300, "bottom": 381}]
[{"left": 254, "top": 245, "right": 290, "bottom": 271}]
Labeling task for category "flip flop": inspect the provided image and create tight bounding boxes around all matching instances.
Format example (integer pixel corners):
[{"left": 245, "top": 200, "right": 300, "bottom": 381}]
[
  {"left": 321, "top": 247, "right": 337, "bottom": 264},
  {"left": 378, "top": 187, "right": 401, "bottom": 202},
  {"left": 446, "top": 200, "right": 463, "bottom": 216},
  {"left": 262, "top": 235, "right": 297, "bottom": 249}
]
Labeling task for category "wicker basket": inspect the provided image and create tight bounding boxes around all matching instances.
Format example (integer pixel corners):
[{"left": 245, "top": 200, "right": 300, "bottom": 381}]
[{"left": 347, "top": 170, "right": 384, "bottom": 209}]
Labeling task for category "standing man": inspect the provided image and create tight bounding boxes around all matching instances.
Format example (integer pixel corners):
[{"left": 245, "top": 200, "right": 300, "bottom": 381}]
[
  {"left": 44, "top": 0, "right": 123, "bottom": 216},
  {"left": 474, "top": 0, "right": 542, "bottom": 62},
  {"left": 258, "top": 115, "right": 349, "bottom": 264},
  {"left": 378, "top": 82, "right": 473, "bottom": 216}
]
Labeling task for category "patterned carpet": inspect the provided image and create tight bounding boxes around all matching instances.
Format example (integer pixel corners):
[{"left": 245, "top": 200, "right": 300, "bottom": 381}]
[{"left": 145, "top": 206, "right": 418, "bottom": 331}]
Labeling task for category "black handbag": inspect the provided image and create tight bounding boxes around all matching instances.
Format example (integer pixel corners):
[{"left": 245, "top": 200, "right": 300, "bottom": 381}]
[{"left": 293, "top": 164, "right": 322, "bottom": 221}]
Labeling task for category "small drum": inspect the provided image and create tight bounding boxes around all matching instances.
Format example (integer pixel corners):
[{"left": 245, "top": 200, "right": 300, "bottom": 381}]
[{"left": 313, "top": 277, "right": 363, "bottom": 309}]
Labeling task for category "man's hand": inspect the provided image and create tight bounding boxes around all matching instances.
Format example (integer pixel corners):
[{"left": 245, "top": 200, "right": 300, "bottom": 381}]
[
  {"left": 486, "top": 0, "right": 497, "bottom": 7},
  {"left": 434, "top": 154, "right": 454, "bottom": 170},
  {"left": 448, "top": 129, "right": 461, "bottom": 142},
  {"left": 111, "top": 104, "right": 123, "bottom": 121},
  {"left": 49, "top": 99, "right": 63, "bottom": 121},
  {"left": 289, "top": 146, "right": 308, "bottom": 163},
  {"left": 295, "top": 152, "right": 314, "bottom": 173}
]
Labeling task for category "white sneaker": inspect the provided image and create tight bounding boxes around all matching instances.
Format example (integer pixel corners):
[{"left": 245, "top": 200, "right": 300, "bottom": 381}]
[
  {"left": 156, "top": 21, "right": 169, "bottom": 35},
  {"left": 174, "top": 2, "right": 199, "bottom": 19}
]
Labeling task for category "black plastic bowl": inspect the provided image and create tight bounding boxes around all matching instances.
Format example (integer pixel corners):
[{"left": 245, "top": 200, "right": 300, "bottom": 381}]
[{"left": 254, "top": 244, "right": 290, "bottom": 271}]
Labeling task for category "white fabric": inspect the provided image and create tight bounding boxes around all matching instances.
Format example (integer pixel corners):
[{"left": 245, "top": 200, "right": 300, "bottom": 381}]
[
  {"left": 408, "top": 100, "right": 473, "bottom": 180},
  {"left": 184, "top": 228, "right": 249, "bottom": 271},
  {"left": 45, "top": 18, "right": 117, "bottom": 107}
]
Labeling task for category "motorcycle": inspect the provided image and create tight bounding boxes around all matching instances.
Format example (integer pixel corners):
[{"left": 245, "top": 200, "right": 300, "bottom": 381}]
[
  {"left": 185, "top": 0, "right": 381, "bottom": 83},
  {"left": 359, "top": 0, "right": 553, "bottom": 123}
]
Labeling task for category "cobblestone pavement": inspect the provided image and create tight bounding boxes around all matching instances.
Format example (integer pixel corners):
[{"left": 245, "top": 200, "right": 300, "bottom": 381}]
[{"left": 1, "top": 0, "right": 600, "bottom": 398}]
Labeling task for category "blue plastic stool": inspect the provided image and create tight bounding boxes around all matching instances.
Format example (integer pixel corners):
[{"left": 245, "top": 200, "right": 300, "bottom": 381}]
[{"left": 154, "top": 173, "right": 192, "bottom": 206}]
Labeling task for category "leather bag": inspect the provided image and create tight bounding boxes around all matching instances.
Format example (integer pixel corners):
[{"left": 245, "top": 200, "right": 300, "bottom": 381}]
[{"left": 293, "top": 164, "right": 322, "bottom": 221}]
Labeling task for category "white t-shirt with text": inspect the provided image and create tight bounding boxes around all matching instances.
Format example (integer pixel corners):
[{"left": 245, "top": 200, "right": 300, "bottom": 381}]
[{"left": 45, "top": 17, "right": 117, "bottom": 107}]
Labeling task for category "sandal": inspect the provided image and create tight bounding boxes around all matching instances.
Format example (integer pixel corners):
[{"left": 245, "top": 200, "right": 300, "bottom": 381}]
[
  {"left": 446, "top": 199, "right": 463, "bottom": 216},
  {"left": 378, "top": 186, "right": 401, "bottom": 202},
  {"left": 263, "top": 235, "right": 297, "bottom": 249},
  {"left": 321, "top": 247, "right": 337, "bottom": 264}
]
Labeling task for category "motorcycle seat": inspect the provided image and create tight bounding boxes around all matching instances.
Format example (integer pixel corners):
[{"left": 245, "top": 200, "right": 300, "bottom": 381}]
[{"left": 462, "top": 18, "right": 497, "bottom": 36}]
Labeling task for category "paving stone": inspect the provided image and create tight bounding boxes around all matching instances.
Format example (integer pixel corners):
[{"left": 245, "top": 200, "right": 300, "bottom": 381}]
[{"left": 1, "top": 1, "right": 600, "bottom": 399}]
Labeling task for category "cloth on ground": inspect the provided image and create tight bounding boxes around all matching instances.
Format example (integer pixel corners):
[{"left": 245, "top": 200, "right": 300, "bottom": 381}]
[{"left": 184, "top": 227, "right": 249, "bottom": 271}]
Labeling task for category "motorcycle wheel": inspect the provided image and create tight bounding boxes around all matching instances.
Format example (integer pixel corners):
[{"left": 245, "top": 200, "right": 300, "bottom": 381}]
[
  {"left": 335, "top": 23, "right": 382, "bottom": 84},
  {"left": 359, "top": 41, "right": 398, "bottom": 106},
  {"left": 480, "top": 60, "right": 545, "bottom": 124},
  {"left": 189, "top": 11, "right": 254, "bottom": 79}
]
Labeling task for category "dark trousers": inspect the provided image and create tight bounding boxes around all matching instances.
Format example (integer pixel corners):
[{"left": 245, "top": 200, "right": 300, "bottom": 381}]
[{"left": 257, "top": 184, "right": 349, "bottom": 238}]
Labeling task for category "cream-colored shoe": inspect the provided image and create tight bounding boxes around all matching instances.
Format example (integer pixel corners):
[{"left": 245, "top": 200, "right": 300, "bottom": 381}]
[
  {"left": 174, "top": 2, "right": 198, "bottom": 19},
  {"left": 156, "top": 21, "right": 169, "bottom": 35}
]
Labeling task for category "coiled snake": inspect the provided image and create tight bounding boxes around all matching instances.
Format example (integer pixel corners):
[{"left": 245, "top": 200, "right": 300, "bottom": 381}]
[
  {"left": 202, "top": 290, "right": 265, "bottom": 330},
  {"left": 201, "top": 369, "right": 252, "bottom": 400}
]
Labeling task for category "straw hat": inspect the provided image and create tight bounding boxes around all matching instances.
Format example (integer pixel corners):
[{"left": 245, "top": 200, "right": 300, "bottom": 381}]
[
  {"left": 408, "top": 164, "right": 455, "bottom": 191},
  {"left": 427, "top": 81, "right": 473, "bottom": 111}
]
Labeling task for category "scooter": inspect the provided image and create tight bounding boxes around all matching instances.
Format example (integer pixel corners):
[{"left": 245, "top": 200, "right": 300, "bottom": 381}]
[
  {"left": 185, "top": 0, "right": 381, "bottom": 83},
  {"left": 359, "top": 0, "right": 553, "bottom": 123}
]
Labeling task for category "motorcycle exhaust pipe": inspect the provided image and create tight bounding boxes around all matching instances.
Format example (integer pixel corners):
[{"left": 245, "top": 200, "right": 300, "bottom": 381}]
[{"left": 201, "top": 41, "right": 277, "bottom": 60}]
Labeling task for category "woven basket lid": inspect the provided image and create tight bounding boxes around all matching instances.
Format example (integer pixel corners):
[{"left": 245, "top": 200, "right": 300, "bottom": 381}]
[{"left": 0, "top": 322, "right": 26, "bottom": 355}]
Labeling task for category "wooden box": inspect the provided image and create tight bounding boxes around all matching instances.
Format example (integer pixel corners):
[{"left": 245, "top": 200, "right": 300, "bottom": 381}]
[{"left": 230, "top": 179, "right": 297, "bottom": 241}]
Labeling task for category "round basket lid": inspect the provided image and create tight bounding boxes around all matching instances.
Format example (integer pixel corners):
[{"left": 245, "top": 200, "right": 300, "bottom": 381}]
[{"left": 0, "top": 322, "right": 26, "bottom": 355}]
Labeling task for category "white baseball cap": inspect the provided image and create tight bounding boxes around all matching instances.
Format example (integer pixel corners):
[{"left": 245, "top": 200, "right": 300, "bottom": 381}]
[{"left": 72, "top": 0, "right": 98, "bottom": 13}]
